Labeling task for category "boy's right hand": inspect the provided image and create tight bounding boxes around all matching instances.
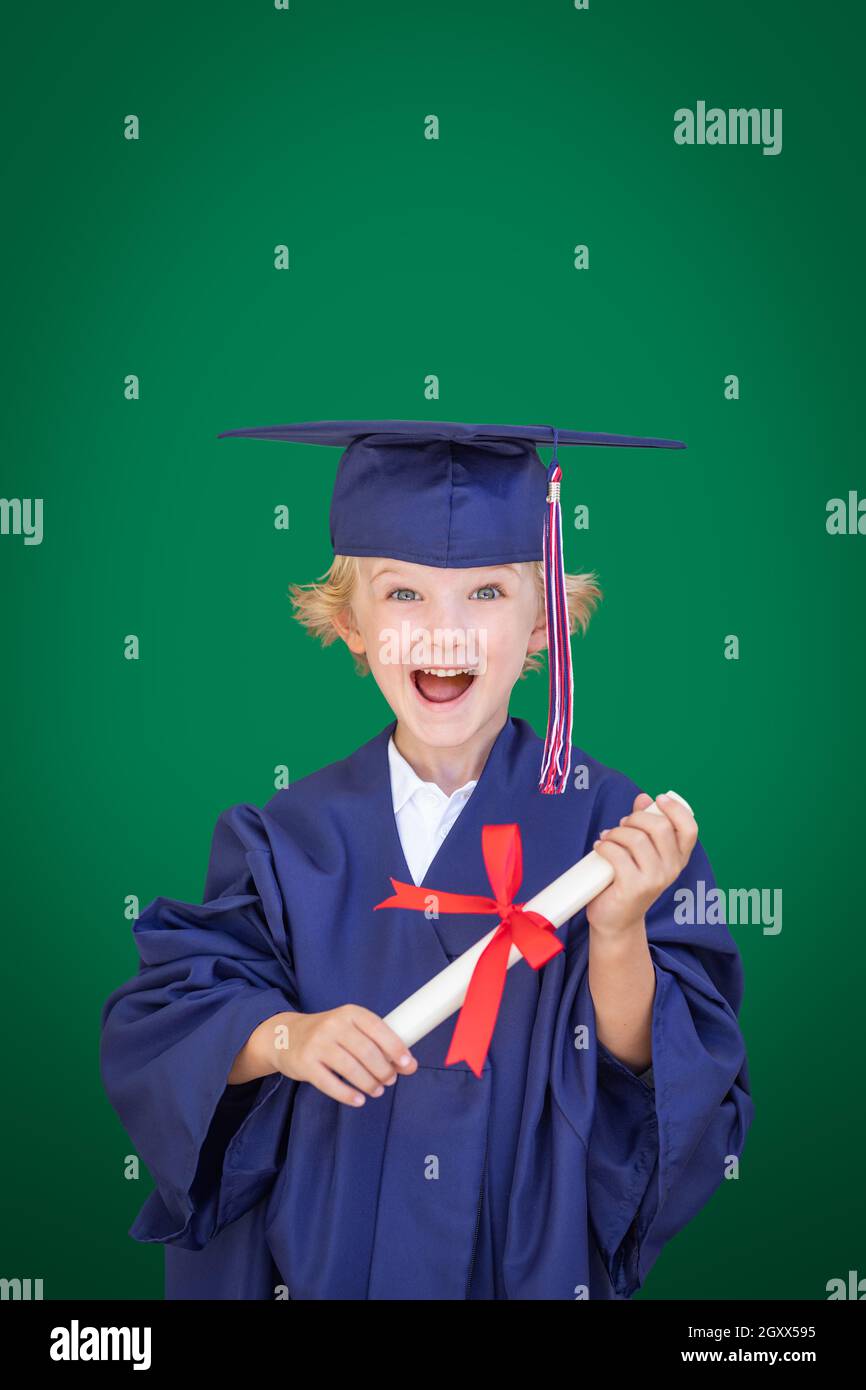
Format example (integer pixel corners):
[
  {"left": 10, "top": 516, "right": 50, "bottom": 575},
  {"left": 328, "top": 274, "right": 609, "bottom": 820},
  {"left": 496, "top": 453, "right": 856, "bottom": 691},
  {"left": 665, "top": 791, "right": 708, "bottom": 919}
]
[{"left": 251, "top": 1005, "right": 418, "bottom": 1107}]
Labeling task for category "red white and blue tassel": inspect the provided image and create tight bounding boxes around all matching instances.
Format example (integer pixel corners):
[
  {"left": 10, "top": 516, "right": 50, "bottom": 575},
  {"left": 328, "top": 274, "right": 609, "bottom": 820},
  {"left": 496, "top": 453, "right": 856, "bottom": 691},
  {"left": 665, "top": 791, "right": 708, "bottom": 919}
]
[{"left": 538, "top": 428, "right": 574, "bottom": 795}]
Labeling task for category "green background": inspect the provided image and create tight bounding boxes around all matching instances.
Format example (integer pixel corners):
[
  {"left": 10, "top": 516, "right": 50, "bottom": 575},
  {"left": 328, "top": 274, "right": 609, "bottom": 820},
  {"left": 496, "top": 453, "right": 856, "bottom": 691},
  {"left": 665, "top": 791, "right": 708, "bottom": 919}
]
[{"left": 1, "top": 0, "right": 862, "bottom": 1299}]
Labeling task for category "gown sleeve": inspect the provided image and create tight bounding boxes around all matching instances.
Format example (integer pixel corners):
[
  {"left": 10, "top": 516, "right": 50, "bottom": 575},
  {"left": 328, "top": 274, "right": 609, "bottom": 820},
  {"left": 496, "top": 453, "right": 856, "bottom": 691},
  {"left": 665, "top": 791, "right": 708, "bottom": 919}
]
[
  {"left": 584, "top": 779, "right": 754, "bottom": 1298},
  {"left": 99, "top": 802, "right": 300, "bottom": 1252}
]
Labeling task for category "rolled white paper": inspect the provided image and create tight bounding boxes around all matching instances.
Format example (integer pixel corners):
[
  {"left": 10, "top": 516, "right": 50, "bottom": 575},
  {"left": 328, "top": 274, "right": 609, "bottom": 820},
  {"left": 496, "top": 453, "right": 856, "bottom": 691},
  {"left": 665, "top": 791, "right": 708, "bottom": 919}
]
[{"left": 384, "top": 790, "right": 694, "bottom": 1049}]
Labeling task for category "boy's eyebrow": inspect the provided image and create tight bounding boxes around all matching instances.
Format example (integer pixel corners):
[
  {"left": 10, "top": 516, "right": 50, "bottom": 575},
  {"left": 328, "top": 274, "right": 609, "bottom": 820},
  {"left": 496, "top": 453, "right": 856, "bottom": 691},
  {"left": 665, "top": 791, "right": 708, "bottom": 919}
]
[{"left": 369, "top": 566, "right": 406, "bottom": 582}]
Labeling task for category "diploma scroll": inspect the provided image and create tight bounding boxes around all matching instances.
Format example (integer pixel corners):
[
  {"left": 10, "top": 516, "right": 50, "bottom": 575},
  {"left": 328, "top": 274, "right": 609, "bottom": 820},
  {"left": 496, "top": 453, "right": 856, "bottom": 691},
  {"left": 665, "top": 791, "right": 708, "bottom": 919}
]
[{"left": 384, "top": 790, "right": 693, "bottom": 1050}]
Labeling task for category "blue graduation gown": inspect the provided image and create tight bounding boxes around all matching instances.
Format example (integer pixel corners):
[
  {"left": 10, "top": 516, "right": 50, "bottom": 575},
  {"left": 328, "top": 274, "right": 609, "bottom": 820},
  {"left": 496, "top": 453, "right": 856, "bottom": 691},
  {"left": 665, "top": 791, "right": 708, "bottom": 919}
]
[{"left": 100, "top": 716, "right": 753, "bottom": 1299}]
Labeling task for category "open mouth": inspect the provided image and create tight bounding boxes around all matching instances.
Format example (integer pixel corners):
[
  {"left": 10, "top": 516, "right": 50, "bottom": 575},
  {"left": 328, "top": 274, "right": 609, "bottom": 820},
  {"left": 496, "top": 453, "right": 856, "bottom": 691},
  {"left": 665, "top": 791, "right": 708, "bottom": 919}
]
[{"left": 410, "top": 667, "right": 478, "bottom": 707}]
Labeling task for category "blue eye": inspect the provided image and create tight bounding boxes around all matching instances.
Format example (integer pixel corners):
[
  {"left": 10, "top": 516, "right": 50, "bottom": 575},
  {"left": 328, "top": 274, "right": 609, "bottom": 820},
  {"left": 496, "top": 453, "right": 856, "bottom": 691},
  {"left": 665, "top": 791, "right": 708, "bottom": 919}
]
[
  {"left": 471, "top": 584, "right": 504, "bottom": 600},
  {"left": 388, "top": 588, "right": 419, "bottom": 601}
]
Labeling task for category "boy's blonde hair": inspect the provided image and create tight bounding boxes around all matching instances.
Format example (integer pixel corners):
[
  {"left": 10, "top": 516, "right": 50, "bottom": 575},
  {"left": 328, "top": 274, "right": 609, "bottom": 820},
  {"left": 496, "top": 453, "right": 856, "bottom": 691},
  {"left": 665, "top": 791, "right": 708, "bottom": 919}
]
[{"left": 288, "top": 555, "right": 601, "bottom": 677}]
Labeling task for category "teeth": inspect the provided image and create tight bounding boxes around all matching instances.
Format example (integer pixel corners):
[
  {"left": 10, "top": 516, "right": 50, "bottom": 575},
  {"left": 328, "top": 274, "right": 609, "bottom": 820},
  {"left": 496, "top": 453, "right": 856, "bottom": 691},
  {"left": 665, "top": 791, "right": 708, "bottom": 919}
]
[{"left": 418, "top": 668, "right": 476, "bottom": 677}]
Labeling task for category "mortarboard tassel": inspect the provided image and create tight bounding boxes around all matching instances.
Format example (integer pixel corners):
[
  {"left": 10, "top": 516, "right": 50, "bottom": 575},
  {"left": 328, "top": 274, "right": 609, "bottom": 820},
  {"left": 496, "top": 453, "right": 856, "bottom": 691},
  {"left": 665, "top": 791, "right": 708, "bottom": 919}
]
[{"left": 538, "top": 428, "right": 574, "bottom": 795}]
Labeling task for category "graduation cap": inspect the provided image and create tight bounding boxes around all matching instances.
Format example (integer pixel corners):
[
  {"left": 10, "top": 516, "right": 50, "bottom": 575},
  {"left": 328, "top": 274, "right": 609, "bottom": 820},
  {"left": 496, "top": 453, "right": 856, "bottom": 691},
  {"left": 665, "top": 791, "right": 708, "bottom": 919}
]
[{"left": 217, "top": 419, "right": 686, "bottom": 794}]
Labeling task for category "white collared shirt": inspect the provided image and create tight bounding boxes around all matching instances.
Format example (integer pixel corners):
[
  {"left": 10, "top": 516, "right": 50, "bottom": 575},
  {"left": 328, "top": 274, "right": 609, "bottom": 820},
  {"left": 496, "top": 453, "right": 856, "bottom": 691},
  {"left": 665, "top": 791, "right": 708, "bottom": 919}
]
[{"left": 387, "top": 735, "right": 478, "bottom": 885}]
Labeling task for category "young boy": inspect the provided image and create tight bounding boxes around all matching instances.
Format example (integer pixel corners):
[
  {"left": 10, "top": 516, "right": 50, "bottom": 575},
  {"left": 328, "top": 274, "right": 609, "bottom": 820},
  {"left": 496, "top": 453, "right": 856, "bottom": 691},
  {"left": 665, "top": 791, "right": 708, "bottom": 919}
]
[{"left": 100, "top": 420, "right": 753, "bottom": 1300}]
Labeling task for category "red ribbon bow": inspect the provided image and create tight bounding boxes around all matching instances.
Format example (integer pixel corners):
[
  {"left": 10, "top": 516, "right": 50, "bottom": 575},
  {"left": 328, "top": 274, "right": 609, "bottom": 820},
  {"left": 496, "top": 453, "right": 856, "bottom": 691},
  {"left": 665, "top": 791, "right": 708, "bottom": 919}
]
[{"left": 373, "top": 823, "right": 563, "bottom": 1078}]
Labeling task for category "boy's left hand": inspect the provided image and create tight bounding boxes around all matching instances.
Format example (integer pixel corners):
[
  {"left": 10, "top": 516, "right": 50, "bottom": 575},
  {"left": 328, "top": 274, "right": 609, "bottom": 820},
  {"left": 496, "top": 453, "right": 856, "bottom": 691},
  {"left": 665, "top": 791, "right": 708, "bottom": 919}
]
[{"left": 587, "top": 792, "right": 699, "bottom": 938}]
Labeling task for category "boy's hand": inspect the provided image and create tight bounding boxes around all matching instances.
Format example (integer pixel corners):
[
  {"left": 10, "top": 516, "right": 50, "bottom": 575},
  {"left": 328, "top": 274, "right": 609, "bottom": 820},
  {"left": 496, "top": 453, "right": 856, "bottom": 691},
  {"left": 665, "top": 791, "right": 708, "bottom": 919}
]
[
  {"left": 253, "top": 1005, "right": 418, "bottom": 1107},
  {"left": 587, "top": 792, "right": 699, "bottom": 939}
]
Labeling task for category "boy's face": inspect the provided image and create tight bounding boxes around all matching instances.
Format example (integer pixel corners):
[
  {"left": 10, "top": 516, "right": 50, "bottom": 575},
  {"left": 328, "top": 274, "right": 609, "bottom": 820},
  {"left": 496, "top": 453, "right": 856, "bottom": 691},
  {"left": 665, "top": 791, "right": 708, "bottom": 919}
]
[{"left": 333, "top": 557, "right": 547, "bottom": 750}]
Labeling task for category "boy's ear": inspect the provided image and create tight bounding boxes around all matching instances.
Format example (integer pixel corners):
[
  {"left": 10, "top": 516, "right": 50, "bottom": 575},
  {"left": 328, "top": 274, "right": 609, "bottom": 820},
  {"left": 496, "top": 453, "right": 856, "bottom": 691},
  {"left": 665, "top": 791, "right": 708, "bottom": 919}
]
[
  {"left": 525, "top": 607, "right": 548, "bottom": 656},
  {"left": 331, "top": 605, "right": 367, "bottom": 658}
]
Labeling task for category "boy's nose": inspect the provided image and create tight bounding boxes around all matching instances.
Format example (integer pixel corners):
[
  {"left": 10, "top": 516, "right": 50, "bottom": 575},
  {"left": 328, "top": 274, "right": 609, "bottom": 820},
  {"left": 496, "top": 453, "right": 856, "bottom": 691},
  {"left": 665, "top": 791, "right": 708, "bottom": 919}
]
[{"left": 421, "top": 600, "right": 470, "bottom": 632}]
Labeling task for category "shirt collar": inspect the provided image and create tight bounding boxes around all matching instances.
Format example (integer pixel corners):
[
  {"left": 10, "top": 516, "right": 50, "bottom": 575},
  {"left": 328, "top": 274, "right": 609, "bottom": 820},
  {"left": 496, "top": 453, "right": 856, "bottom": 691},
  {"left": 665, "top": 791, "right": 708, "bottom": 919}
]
[{"left": 387, "top": 735, "right": 478, "bottom": 814}]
